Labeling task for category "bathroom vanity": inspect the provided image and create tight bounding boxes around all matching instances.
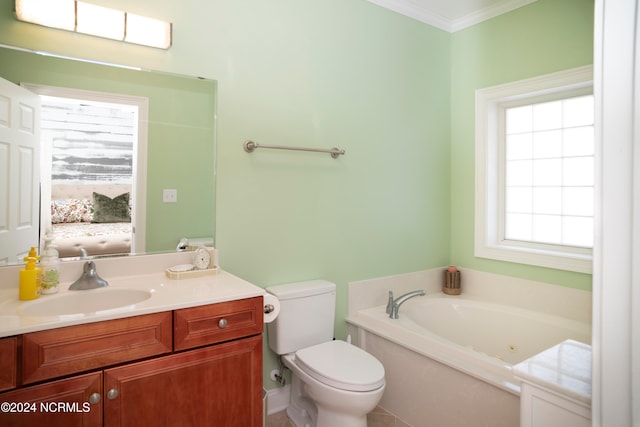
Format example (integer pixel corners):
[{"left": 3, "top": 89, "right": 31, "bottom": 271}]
[{"left": 0, "top": 253, "right": 265, "bottom": 427}]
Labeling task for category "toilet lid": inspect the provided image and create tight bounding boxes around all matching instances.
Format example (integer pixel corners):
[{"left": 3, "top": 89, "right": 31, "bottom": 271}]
[{"left": 295, "top": 340, "right": 385, "bottom": 392}]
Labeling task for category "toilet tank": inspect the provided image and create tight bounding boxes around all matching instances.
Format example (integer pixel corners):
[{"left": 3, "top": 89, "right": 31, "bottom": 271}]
[{"left": 266, "top": 280, "right": 336, "bottom": 355}]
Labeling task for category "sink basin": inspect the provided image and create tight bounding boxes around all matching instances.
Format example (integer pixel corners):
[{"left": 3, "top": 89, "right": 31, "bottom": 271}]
[{"left": 20, "top": 288, "right": 152, "bottom": 316}]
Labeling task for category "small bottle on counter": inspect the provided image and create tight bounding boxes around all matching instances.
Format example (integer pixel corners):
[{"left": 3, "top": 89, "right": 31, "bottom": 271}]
[
  {"left": 40, "top": 229, "right": 60, "bottom": 295},
  {"left": 19, "top": 248, "right": 41, "bottom": 300}
]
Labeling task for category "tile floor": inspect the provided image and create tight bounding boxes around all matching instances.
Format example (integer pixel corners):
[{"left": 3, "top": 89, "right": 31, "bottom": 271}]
[{"left": 266, "top": 406, "right": 411, "bottom": 427}]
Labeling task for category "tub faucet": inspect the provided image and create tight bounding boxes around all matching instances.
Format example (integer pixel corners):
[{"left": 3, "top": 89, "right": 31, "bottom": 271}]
[
  {"left": 69, "top": 261, "right": 109, "bottom": 290},
  {"left": 385, "top": 291, "right": 394, "bottom": 314},
  {"left": 79, "top": 248, "right": 89, "bottom": 259},
  {"left": 389, "top": 290, "right": 426, "bottom": 319}
]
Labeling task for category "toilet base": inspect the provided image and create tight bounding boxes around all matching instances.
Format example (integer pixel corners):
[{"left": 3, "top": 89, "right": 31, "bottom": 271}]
[
  {"left": 282, "top": 353, "right": 384, "bottom": 427},
  {"left": 286, "top": 375, "right": 317, "bottom": 427},
  {"left": 287, "top": 402, "right": 369, "bottom": 427},
  {"left": 286, "top": 398, "right": 369, "bottom": 427},
  {"left": 315, "top": 409, "right": 368, "bottom": 427}
]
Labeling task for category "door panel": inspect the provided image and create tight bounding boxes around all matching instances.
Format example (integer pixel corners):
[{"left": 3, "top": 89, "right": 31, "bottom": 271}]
[{"left": 0, "top": 77, "right": 40, "bottom": 264}]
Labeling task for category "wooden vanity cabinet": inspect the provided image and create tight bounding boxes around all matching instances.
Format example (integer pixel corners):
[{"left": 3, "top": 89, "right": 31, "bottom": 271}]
[
  {"left": 104, "top": 335, "right": 262, "bottom": 427},
  {"left": 0, "top": 297, "right": 264, "bottom": 427},
  {"left": 0, "top": 336, "right": 17, "bottom": 392},
  {"left": 0, "top": 373, "right": 102, "bottom": 427}
]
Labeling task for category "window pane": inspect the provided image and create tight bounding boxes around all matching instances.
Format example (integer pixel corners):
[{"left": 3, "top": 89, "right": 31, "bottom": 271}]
[
  {"left": 506, "top": 105, "right": 532, "bottom": 134},
  {"left": 505, "top": 213, "right": 532, "bottom": 240},
  {"left": 506, "top": 133, "right": 532, "bottom": 160},
  {"left": 533, "top": 188, "right": 561, "bottom": 214},
  {"left": 533, "top": 214, "right": 562, "bottom": 244},
  {"left": 507, "top": 160, "right": 532, "bottom": 186},
  {"left": 498, "top": 83, "right": 594, "bottom": 254},
  {"left": 533, "top": 158, "right": 561, "bottom": 186},
  {"left": 563, "top": 216, "right": 594, "bottom": 247},
  {"left": 563, "top": 126, "right": 594, "bottom": 156},
  {"left": 506, "top": 187, "right": 532, "bottom": 213},
  {"left": 563, "top": 157, "right": 594, "bottom": 186},
  {"left": 533, "top": 100, "right": 562, "bottom": 131},
  {"left": 563, "top": 187, "right": 594, "bottom": 216},
  {"left": 563, "top": 95, "right": 594, "bottom": 127},
  {"left": 533, "top": 130, "right": 562, "bottom": 159}
]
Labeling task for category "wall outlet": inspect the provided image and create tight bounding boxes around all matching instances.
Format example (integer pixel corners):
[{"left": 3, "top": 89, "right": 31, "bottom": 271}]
[{"left": 163, "top": 189, "right": 177, "bottom": 203}]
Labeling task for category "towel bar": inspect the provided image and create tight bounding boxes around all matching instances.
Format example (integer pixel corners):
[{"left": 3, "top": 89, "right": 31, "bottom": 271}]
[{"left": 243, "top": 140, "right": 345, "bottom": 159}]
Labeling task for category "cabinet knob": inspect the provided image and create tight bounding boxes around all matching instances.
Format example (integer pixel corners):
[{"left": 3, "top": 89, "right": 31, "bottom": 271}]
[
  {"left": 107, "top": 388, "right": 119, "bottom": 400},
  {"left": 88, "top": 393, "right": 101, "bottom": 404},
  {"left": 218, "top": 318, "right": 228, "bottom": 328}
]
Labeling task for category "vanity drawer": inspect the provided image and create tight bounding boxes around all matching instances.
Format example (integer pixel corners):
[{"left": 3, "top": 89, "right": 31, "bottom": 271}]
[
  {"left": 174, "top": 297, "right": 263, "bottom": 351},
  {"left": 22, "top": 312, "right": 172, "bottom": 385},
  {"left": 0, "top": 336, "right": 18, "bottom": 392}
]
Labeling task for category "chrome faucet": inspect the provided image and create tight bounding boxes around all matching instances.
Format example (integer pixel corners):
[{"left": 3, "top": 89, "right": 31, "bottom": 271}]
[
  {"left": 69, "top": 261, "right": 109, "bottom": 290},
  {"left": 385, "top": 291, "right": 394, "bottom": 314},
  {"left": 388, "top": 289, "right": 425, "bottom": 319}
]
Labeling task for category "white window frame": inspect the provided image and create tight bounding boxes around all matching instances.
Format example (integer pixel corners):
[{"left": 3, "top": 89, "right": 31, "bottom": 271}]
[{"left": 475, "top": 66, "right": 594, "bottom": 274}]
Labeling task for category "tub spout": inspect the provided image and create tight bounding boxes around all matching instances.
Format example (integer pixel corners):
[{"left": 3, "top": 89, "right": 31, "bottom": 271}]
[{"left": 389, "top": 290, "right": 425, "bottom": 319}]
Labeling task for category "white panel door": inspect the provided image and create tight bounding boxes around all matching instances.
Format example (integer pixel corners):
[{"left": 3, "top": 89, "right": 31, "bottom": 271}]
[{"left": 0, "top": 77, "right": 40, "bottom": 265}]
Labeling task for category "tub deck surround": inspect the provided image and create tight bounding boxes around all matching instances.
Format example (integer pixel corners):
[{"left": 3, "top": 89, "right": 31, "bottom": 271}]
[
  {"left": 345, "top": 268, "right": 593, "bottom": 427},
  {"left": 348, "top": 269, "right": 443, "bottom": 314},
  {"left": 513, "top": 339, "right": 592, "bottom": 404},
  {"left": 348, "top": 267, "right": 592, "bottom": 324},
  {"left": 514, "top": 340, "right": 591, "bottom": 427},
  {"left": 0, "top": 252, "right": 265, "bottom": 337},
  {"left": 347, "top": 294, "right": 591, "bottom": 395}
]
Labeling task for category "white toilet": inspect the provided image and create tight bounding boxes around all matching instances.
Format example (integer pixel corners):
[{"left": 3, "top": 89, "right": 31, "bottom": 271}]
[{"left": 266, "top": 280, "right": 385, "bottom": 427}]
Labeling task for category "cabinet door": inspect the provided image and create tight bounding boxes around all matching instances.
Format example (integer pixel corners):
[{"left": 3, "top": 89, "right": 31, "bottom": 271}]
[
  {"left": 0, "top": 372, "right": 102, "bottom": 427},
  {"left": 0, "top": 336, "right": 17, "bottom": 392},
  {"left": 104, "top": 334, "right": 262, "bottom": 427}
]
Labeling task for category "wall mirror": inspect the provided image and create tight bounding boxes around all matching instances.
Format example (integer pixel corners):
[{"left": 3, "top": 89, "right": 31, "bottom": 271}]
[{"left": 0, "top": 45, "right": 216, "bottom": 265}]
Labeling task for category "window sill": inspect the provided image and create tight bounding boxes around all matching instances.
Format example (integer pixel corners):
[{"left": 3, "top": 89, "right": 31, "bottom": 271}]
[{"left": 474, "top": 241, "right": 592, "bottom": 274}]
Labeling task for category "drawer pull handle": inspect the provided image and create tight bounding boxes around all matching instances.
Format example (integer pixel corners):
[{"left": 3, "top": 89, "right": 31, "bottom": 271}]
[
  {"left": 264, "top": 304, "right": 275, "bottom": 314},
  {"left": 89, "top": 393, "right": 101, "bottom": 404},
  {"left": 218, "top": 318, "right": 228, "bottom": 329},
  {"left": 107, "top": 388, "right": 119, "bottom": 400}
]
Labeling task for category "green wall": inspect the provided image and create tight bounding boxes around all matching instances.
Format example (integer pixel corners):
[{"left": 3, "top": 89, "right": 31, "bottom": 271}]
[
  {"left": 0, "top": 0, "right": 593, "bottom": 388},
  {"left": 450, "top": 0, "right": 594, "bottom": 289},
  {"left": 0, "top": 47, "right": 216, "bottom": 253}
]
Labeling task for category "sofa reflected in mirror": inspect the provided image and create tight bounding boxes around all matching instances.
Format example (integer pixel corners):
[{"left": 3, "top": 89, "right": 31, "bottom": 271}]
[{"left": 50, "top": 184, "right": 133, "bottom": 258}]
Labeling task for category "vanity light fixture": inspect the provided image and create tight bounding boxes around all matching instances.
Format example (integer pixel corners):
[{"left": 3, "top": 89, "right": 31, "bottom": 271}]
[{"left": 14, "top": 0, "right": 172, "bottom": 49}]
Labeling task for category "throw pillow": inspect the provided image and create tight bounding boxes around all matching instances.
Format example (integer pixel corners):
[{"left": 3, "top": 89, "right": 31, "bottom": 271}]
[
  {"left": 51, "top": 199, "right": 93, "bottom": 223},
  {"left": 92, "top": 192, "right": 131, "bottom": 223}
]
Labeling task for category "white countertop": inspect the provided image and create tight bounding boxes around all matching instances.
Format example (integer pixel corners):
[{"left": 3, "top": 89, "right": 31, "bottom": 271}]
[
  {"left": 0, "top": 252, "right": 265, "bottom": 338},
  {"left": 513, "top": 339, "right": 592, "bottom": 405}
]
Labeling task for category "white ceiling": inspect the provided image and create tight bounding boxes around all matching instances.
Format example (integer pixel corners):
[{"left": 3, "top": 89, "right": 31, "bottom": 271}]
[{"left": 367, "top": 0, "right": 538, "bottom": 32}]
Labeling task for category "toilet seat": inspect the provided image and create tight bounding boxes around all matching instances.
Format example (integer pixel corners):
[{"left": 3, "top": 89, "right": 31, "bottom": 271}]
[{"left": 294, "top": 340, "right": 385, "bottom": 392}]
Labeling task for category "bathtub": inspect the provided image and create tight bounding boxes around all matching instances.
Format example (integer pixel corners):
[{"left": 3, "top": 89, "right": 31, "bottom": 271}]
[{"left": 346, "top": 293, "right": 591, "bottom": 427}]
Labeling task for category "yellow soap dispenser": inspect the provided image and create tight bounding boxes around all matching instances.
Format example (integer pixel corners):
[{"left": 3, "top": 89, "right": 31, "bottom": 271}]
[{"left": 19, "top": 247, "right": 41, "bottom": 300}]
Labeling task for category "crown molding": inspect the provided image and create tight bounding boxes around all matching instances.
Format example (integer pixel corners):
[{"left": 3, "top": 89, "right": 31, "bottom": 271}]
[{"left": 367, "top": 0, "right": 538, "bottom": 32}]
